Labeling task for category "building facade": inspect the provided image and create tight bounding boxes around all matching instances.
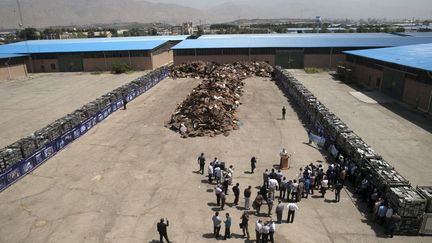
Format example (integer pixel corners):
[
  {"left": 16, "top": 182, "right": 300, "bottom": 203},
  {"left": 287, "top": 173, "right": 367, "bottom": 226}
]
[
  {"left": 0, "top": 54, "right": 27, "bottom": 80},
  {"left": 173, "top": 33, "right": 432, "bottom": 70},
  {"left": 345, "top": 44, "right": 432, "bottom": 113},
  {"left": 0, "top": 36, "right": 187, "bottom": 74}
]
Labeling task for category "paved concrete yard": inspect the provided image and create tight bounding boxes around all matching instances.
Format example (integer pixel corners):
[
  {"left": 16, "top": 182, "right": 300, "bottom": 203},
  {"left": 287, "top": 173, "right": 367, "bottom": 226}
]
[
  {"left": 0, "top": 77, "right": 426, "bottom": 243},
  {"left": 0, "top": 72, "right": 146, "bottom": 148},
  {"left": 290, "top": 70, "right": 432, "bottom": 186}
]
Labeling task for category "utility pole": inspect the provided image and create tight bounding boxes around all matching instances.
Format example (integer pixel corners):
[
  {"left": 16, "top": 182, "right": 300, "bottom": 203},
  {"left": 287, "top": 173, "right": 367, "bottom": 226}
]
[{"left": 16, "top": 0, "right": 34, "bottom": 73}]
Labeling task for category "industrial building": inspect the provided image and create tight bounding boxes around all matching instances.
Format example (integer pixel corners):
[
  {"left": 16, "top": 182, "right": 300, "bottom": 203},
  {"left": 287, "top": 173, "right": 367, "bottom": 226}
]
[
  {"left": 0, "top": 36, "right": 188, "bottom": 74},
  {"left": 172, "top": 33, "right": 432, "bottom": 69},
  {"left": 0, "top": 53, "right": 28, "bottom": 80},
  {"left": 345, "top": 43, "right": 432, "bottom": 113}
]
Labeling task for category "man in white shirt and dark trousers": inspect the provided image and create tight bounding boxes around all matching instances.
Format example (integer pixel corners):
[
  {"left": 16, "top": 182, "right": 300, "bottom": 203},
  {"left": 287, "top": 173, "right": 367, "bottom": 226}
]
[
  {"left": 268, "top": 178, "right": 279, "bottom": 200},
  {"left": 261, "top": 221, "right": 270, "bottom": 242},
  {"left": 287, "top": 202, "right": 299, "bottom": 223},
  {"left": 255, "top": 219, "right": 262, "bottom": 242},
  {"left": 269, "top": 219, "right": 276, "bottom": 243},
  {"left": 212, "top": 212, "right": 222, "bottom": 238},
  {"left": 215, "top": 185, "right": 223, "bottom": 206},
  {"left": 291, "top": 180, "right": 299, "bottom": 202},
  {"left": 208, "top": 164, "right": 214, "bottom": 183},
  {"left": 214, "top": 166, "right": 222, "bottom": 184}
]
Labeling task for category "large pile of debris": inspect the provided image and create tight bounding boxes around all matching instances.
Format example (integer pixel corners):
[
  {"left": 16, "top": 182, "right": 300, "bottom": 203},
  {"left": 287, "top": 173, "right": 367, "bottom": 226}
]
[{"left": 166, "top": 61, "right": 273, "bottom": 137}]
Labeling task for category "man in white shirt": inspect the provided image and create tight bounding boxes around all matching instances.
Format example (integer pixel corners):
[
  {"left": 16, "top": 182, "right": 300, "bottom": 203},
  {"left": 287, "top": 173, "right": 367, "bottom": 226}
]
[
  {"left": 321, "top": 176, "right": 328, "bottom": 198},
  {"left": 261, "top": 221, "right": 270, "bottom": 242},
  {"left": 255, "top": 219, "right": 262, "bottom": 242},
  {"left": 287, "top": 202, "right": 299, "bottom": 223},
  {"left": 215, "top": 185, "right": 223, "bottom": 206},
  {"left": 208, "top": 164, "right": 214, "bottom": 183},
  {"left": 212, "top": 212, "right": 222, "bottom": 238},
  {"left": 291, "top": 180, "right": 299, "bottom": 202},
  {"left": 268, "top": 178, "right": 279, "bottom": 200},
  {"left": 214, "top": 166, "right": 222, "bottom": 184},
  {"left": 269, "top": 219, "right": 276, "bottom": 243}
]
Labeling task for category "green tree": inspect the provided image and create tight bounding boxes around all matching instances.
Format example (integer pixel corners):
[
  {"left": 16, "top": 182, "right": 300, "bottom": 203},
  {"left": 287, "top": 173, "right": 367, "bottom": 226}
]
[
  {"left": 395, "top": 27, "right": 405, "bottom": 32},
  {"left": 275, "top": 27, "right": 287, "bottom": 33},
  {"left": 197, "top": 26, "right": 204, "bottom": 36},
  {"left": 129, "top": 28, "right": 140, "bottom": 36},
  {"left": 42, "top": 28, "right": 54, "bottom": 39},
  {"left": 18, "top": 28, "right": 38, "bottom": 40},
  {"left": 321, "top": 23, "right": 330, "bottom": 33},
  {"left": 149, "top": 28, "right": 158, "bottom": 36},
  {"left": 88, "top": 31, "right": 95, "bottom": 38},
  {"left": 356, "top": 26, "right": 369, "bottom": 33}
]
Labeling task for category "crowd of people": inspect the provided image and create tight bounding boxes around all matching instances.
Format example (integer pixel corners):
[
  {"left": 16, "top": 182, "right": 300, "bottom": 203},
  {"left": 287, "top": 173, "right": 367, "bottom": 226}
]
[
  {"left": 156, "top": 151, "right": 402, "bottom": 242},
  {"left": 199, "top": 152, "right": 356, "bottom": 242}
]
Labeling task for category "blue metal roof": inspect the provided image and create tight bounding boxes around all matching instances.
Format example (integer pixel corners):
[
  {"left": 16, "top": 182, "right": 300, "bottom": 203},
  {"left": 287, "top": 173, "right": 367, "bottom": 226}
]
[
  {"left": 403, "top": 32, "right": 432, "bottom": 37},
  {"left": 173, "top": 36, "right": 432, "bottom": 49},
  {"left": 198, "top": 33, "right": 401, "bottom": 39},
  {"left": 344, "top": 43, "right": 432, "bottom": 72},
  {"left": 0, "top": 53, "right": 27, "bottom": 59},
  {"left": 0, "top": 36, "right": 188, "bottom": 54}
]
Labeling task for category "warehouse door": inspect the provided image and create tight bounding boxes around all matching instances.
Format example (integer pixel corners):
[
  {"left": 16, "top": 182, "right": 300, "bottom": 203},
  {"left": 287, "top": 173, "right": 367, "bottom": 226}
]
[
  {"left": 58, "top": 55, "right": 83, "bottom": 72},
  {"left": 276, "top": 50, "right": 304, "bottom": 69},
  {"left": 382, "top": 69, "right": 405, "bottom": 100}
]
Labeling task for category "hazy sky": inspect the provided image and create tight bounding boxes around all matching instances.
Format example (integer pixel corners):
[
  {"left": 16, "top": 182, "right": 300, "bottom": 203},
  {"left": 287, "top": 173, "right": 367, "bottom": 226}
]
[{"left": 145, "top": 0, "right": 432, "bottom": 19}]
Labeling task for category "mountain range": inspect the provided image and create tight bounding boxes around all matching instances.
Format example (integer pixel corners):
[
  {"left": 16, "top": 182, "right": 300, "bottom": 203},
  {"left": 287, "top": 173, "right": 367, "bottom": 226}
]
[{"left": 0, "top": 0, "right": 431, "bottom": 29}]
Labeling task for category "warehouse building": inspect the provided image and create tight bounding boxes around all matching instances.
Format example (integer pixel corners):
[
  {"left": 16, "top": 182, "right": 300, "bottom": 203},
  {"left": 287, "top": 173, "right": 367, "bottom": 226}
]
[
  {"left": 172, "top": 33, "right": 432, "bottom": 69},
  {"left": 0, "top": 36, "right": 188, "bottom": 73},
  {"left": 345, "top": 43, "right": 432, "bottom": 113},
  {"left": 0, "top": 53, "right": 28, "bottom": 80}
]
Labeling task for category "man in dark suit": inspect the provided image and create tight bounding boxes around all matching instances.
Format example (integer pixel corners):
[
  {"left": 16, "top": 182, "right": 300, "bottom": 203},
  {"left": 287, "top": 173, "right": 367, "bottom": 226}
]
[{"left": 157, "top": 218, "right": 170, "bottom": 243}]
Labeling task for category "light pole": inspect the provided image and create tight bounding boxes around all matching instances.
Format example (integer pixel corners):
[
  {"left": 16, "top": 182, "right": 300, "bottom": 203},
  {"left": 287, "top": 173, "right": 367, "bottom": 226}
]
[{"left": 16, "top": 0, "right": 34, "bottom": 73}]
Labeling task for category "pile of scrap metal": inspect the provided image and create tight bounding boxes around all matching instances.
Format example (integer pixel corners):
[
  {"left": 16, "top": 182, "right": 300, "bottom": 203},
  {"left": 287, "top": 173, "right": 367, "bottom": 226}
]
[{"left": 167, "top": 61, "right": 273, "bottom": 137}]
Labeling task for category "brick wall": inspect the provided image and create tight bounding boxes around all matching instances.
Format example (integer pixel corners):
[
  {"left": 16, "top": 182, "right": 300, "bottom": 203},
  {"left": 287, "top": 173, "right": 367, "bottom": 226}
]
[
  {"left": 0, "top": 64, "right": 27, "bottom": 80},
  {"left": 402, "top": 78, "right": 432, "bottom": 111},
  {"left": 29, "top": 59, "right": 59, "bottom": 73},
  {"left": 304, "top": 54, "right": 345, "bottom": 69},
  {"left": 151, "top": 50, "right": 173, "bottom": 69},
  {"left": 351, "top": 63, "right": 383, "bottom": 89},
  {"left": 83, "top": 57, "right": 152, "bottom": 72}
]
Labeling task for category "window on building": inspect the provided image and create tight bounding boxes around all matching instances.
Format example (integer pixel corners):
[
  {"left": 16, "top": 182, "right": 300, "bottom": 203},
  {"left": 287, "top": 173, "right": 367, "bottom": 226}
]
[
  {"left": 51, "top": 63, "right": 56, "bottom": 70},
  {"left": 41, "top": 65, "right": 45, "bottom": 72}
]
